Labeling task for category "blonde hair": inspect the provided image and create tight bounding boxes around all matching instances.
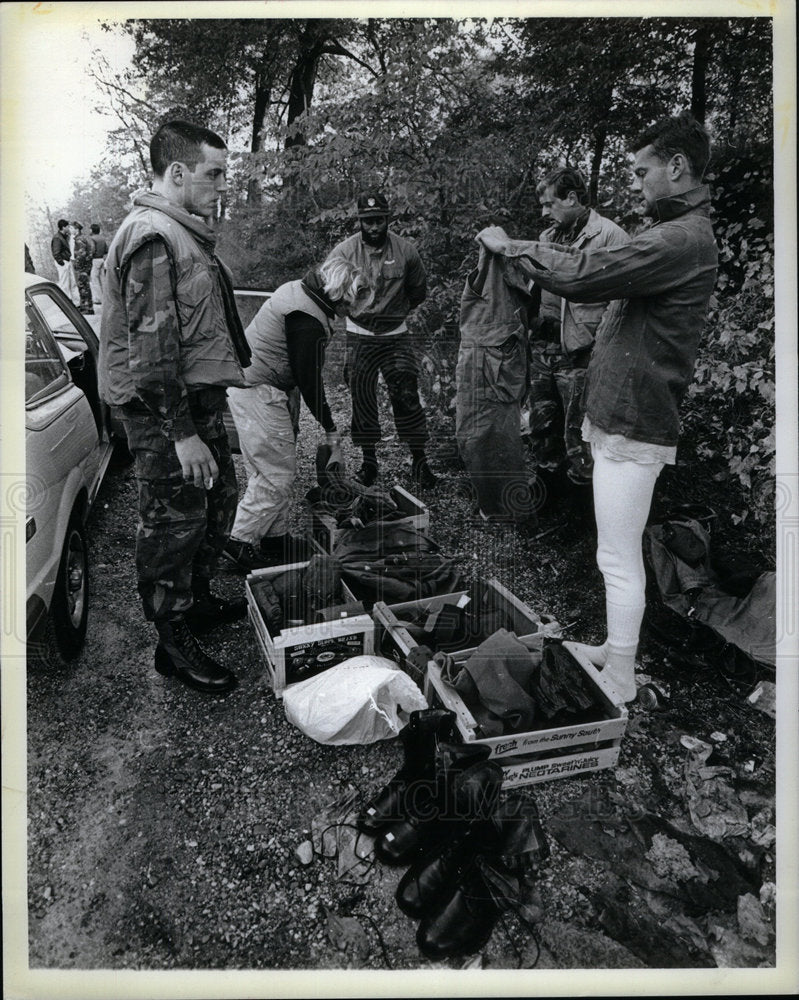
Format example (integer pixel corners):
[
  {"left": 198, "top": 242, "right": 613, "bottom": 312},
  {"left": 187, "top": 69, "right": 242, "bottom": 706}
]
[{"left": 319, "top": 257, "right": 373, "bottom": 309}]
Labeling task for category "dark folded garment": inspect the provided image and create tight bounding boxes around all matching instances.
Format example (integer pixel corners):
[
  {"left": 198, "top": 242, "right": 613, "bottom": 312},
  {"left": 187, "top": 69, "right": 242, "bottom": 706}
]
[
  {"left": 530, "top": 641, "right": 599, "bottom": 723},
  {"left": 451, "top": 629, "right": 540, "bottom": 736},
  {"left": 249, "top": 577, "right": 285, "bottom": 634},
  {"left": 304, "top": 554, "right": 343, "bottom": 617},
  {"left": 271, "top": 569, "right": 307, "bottom": 625}
]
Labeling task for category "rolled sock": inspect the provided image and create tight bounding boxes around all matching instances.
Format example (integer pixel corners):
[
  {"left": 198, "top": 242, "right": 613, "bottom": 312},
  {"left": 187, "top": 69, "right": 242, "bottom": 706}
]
[
  {"left": 604, "top": 647, "right": 638, "bottom": 703},
  {"left": 571, "top": 640, "right": 608, "bottom": 668},
  {"left": 604, "top": 601, "right": 644, "bottom": 703},
  {"left": 606, "top": 600, "right": 645, "bottom": 649}
]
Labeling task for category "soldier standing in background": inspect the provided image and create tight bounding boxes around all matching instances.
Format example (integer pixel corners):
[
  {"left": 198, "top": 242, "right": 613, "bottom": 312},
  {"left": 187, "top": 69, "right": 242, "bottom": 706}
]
[
  {"left": 525, "top": 168, "right": 628, "bottom": 526},
  {"left": 327, "top": 192, "right": 438, "bottom": 491},
  {"left": 50, "top": 218, "right": 79, "bottom": 304},
  {"left": 71, "top": 221, "right": 95, "bottom": 315}
]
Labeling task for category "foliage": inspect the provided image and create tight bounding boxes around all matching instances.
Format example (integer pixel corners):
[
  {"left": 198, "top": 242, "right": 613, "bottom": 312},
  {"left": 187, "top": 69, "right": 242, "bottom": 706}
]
[
  {"left": 51, "top": 15, "right": 776, "bottom": 542},
  {"left": 682, "top": 149, "right": 775, "bottom": 529}
]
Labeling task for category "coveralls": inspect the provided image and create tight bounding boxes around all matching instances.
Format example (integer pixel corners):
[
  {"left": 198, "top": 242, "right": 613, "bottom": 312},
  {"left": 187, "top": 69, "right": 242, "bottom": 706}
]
[{"left": 455, "top": 245, "right": 537, "bottom": 523}]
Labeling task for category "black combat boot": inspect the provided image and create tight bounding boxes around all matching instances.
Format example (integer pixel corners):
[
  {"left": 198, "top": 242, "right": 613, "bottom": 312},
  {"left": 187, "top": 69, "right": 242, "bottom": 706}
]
[
  {"left": 154, "top": 617, "right": 238, "bottom": 693},
  {"left": 184, "top": 578, "right": 247, "bottom": 635},
  {"left": 411, "top": 455, "right": 439, "bottom": 491},
  {"left": 357, "top": 708, "right": 455, "bottom": 835},
  {"left": 259, "top": 533, "right": 310, "bottom": 566},
  {"left": 395, "top": 816, "right": 499, "bottom": 918},
  {"left": 222, "top": 537, "right": 275, "bottom": 573},
  {"left": 414, "top": 795, "right": 549, "bottom": 959},
  {"left": 354, "top": 461, "right": 379, "bottom": 488},
  {"left": 374, "top": 747, "right": 501, "bottom": 867}
]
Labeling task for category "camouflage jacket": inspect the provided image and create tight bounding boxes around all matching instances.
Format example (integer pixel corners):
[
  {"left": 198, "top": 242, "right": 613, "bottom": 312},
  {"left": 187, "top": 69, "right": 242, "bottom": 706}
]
[
  {"left": 99, "top": 191, "right": 247, "bottom": 440},
  {"left": 73, "top": 234, "right": 94, "bottom": 272}
]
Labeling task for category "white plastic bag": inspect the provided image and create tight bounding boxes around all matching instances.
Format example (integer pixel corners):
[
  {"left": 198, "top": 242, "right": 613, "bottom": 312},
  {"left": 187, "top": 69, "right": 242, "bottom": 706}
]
[{"left": 282, "top": 655, "right": 428, "bottom": 745}]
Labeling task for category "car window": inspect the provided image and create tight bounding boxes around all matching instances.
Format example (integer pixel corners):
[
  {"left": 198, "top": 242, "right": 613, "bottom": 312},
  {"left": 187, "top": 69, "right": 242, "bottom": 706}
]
[
  {"left": 25, "top": 305, "right": 70, "bottom": 403},
  {"left": 28, "top": 290, "right": 90, "bottom": 353},
  {"left": 234, "top": 290, "right": 271, "bottom": 330}
]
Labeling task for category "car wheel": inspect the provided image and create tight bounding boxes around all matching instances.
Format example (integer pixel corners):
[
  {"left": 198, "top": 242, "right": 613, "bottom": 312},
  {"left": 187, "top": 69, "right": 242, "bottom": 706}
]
[{"left": 48, "top": 509, "right": 90, "bottom": 660}]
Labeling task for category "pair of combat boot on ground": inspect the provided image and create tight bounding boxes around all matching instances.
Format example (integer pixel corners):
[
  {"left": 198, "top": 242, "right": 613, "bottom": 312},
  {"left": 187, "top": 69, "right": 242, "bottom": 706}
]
[
  {"left": 153, "top": 578, "right": 246, "bottom": 694},
  {"left": 357, "top": 708, "right": 549, "bottom": 960}
]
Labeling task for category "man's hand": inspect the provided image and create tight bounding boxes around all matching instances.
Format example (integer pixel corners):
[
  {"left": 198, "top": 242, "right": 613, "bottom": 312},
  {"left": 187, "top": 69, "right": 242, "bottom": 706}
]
[
  {"left": 174, "top": 434, "right": 219, "bottom": 489},
  {"left": 325, "top": 432, "right": 344, "bottom": 471},
  {"left": 342, "top": 362, "right": 350, "bottom": 389},
  {"left": 476, "top": 225, "right": 511, "bottom": 254}
]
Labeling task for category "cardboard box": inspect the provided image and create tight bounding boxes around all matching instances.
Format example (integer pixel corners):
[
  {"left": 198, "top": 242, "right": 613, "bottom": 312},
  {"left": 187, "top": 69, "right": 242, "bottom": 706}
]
[
  {"left": 312, "top": 483, "right": 429, "bottom": 553},
  {"left": 246, "top": 561, "right": 375, "bottom": 696},
  {"left": 424, "top": 638, "right": 628, "bottom": 787},
  {"left": 371, "top": 578, "right": 560, "bottom": 684}
]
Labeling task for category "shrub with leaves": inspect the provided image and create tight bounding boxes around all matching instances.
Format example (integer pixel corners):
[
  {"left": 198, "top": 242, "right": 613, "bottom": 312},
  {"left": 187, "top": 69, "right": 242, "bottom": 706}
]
[{"left": 681, "top": 151, "right": 775, "bottom": 528}]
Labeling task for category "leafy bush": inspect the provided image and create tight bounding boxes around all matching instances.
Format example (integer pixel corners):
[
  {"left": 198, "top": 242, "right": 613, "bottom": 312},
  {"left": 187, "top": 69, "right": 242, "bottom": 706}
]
[{"left": 681, "top": 152, "right": 775, "bottom": 529}]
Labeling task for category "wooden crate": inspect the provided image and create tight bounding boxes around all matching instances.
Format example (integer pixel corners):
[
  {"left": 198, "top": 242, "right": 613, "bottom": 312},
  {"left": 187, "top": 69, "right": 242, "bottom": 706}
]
[
  {"left": 424, "top": 639, "right": 628, "bottom": 787},
  {"left": 246, "top": 561, "right": 374, "bottom": 696},
  {"left": 371, "top": 577, "right": 561, "bottom": 683},
  {"left": 311, "top": 483, "right": 429, "bottom": 553}
]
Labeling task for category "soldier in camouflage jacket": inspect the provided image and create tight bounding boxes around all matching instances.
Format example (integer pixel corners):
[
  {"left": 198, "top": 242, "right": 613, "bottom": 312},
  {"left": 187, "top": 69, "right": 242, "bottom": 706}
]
[
  {"left": 99, "top": 120, "right": 252, "bottom": 695},
  {"left": 71, "top": 221, "right": 95, "bottom": 315}
]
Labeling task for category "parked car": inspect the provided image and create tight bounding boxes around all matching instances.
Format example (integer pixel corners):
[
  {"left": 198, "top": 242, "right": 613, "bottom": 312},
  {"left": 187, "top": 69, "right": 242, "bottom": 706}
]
[{"left": 25, "top": 273, "right": 116, "bottom": 663}]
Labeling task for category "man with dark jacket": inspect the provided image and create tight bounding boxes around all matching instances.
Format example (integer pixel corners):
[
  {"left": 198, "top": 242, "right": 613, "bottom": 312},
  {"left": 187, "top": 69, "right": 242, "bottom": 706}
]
[
  {"left": 327, "top": 192, "right": 438, "bottom": 490},
  {"left": 50, "top": 218, "right": 78, "bottom": 303},
  {"left": 99, "top": 120, "right": 252, "bottom": 694},
  {"left": 478, "top": 112, "right": 718, "bottom": 704}
]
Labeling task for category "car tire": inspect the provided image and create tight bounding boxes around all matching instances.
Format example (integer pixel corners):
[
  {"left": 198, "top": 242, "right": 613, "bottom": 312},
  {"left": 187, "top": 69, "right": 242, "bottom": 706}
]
[{"left": 48, "top": 508, "right": 90, "bottom": 661}]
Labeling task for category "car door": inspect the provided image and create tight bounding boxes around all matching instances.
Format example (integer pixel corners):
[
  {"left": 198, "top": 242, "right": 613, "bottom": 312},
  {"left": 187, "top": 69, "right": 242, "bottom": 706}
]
[{"left": 26, "top": 283, "right": 110, "bottom": 443}]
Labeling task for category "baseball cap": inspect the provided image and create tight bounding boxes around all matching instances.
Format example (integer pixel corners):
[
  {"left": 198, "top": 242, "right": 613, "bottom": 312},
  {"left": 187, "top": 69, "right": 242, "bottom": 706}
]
[{"left": 356, "top": 192, "right": 390, "bottom": 218}]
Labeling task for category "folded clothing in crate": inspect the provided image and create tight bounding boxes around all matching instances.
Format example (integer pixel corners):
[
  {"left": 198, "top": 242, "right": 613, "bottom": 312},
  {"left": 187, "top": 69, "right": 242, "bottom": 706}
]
[
  {"left": 390, "top": 580, "right": 515, "bottom": 653},
  {"left": 439, "top": 630, "right": 602, "bottom": 738},
  {"left": 332, "top": 523, "right": 463, "bottom": 605},
  {"left": 249, "top": 554, "right": 344, "bottom": 632},
  {"left": 306, "top": 447, "right": 409, "bottom": 529}
]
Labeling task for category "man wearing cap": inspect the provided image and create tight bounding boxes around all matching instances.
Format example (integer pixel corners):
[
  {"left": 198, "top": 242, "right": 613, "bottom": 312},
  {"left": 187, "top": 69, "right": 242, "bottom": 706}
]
[{"left": 327, "top": 192, "right": 437, "bottom": 490}]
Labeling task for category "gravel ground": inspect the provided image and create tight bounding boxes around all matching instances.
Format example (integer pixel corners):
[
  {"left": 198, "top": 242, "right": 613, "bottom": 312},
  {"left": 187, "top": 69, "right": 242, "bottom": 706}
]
[{"left": 22, "top": 349, "right": 779, "bottom": 988}]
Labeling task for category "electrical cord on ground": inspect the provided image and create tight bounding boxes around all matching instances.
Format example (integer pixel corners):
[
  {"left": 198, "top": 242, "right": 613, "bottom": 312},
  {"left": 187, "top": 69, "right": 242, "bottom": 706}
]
[{"left": 353, "top": 910, "right": 393, "bottom": 969}]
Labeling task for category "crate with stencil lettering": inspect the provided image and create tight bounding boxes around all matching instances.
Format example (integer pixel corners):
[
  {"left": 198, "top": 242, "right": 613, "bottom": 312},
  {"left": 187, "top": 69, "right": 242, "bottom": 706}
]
[
  {"left": 245, "top": 561, "right": 374, "bottom": 696},
  {"left": 424, "top": 639, "right": 628, "bottom": 787}
]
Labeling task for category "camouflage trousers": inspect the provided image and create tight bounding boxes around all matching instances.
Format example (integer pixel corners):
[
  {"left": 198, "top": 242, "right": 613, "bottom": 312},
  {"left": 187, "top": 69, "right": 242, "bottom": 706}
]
[
  {"left": 117, "top": 393, "right": 238, "bottom": 624},
  {"left": 74, "top": 266, "right": 94, "bottom": 314},
  {"left": 523, "top": 342, "right": 593, "bottom": 485}
]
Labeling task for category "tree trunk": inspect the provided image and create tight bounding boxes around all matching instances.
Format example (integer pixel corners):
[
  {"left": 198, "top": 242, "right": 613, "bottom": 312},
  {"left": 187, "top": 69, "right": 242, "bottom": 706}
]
[
  {"left": 589, "top": 126, "right": 607, "bottom": 207},
  {"left": 285, "top": 23, "right": 325, "bottom": 150},
  {"left": 247, "top": 75, "right": 271, "bottom": 204},
  {"left": 691, "top": 23, "right": 714, "bottom": 124}
]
